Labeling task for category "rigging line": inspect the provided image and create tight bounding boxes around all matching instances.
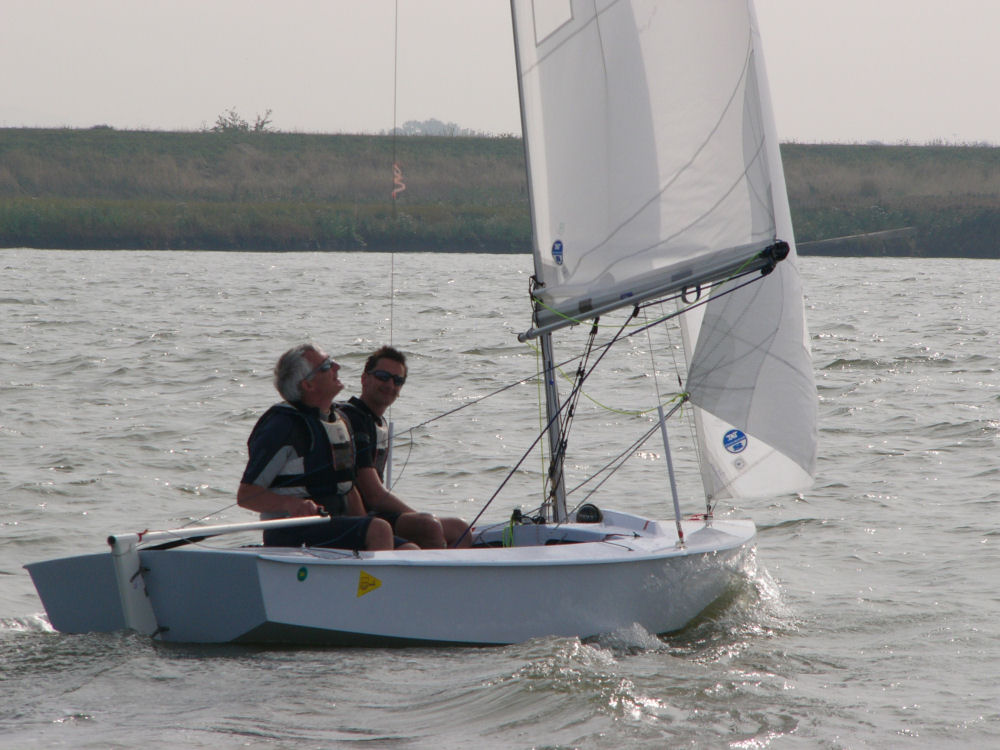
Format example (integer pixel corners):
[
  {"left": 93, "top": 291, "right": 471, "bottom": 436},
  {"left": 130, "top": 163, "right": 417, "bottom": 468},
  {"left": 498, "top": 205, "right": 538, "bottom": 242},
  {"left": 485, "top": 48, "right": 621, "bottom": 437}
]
[
  {"left": 649, "top": 297, "right": 687, "bottom": 390},
  {"left": 177, "top": 502, "right": 241, "bottom": 530},
  {"left": 642, "top": 306, "right": 667, "bottom": 404},
  {"left": 406, "top": 303, "right": 675, "bottom": 432},
  {"left": 455, "top": 317, "right": 634, "bottom": 543},
  {"left": 543, "top": 338, "right": 681, "bottom": 417},
  {"left": 565, "top": 397, "right": 688, "bottom": 516},
  {"left": 535, "top": 339, "right": 548, "bottom": 498},
  {"left": 452, "top": 386, "right": 576, "bottom": 546},
  {"left": 528, "top": 269, "right": 765, "bottom": 416},
  {"left": 175, "top": 453, "right": 350, "bottom": 529},
  {"left": 394, "top": 365, "right": 565, "bottom": 434},
  {"left": 564, "top": 396, "right": 685, "bottom": 497},
  {"left": 639, "top": 303, "right": 686, "bottom": 523},
  {"left": 389, "top": 0, "right": 399, "bottom": 345},
  {"left": 241, "top": 276, "right": 768, "bottom": 532},
  {"left": 540, "top": 314, "right": 637, "bottom": 514},
  {"left": 556, "top": 320, "right": 598, "bottom": 443},
  {"left": 165, "top": 461, "right": 335, "bottom": 532},
  {"left": 395, "top": 271, "right": 773, "bottom": 517},
  {"left": 544, "top": 319, "right": 599, "bottom": 502},
  {"left": 395, "top": 268, "right": 767, "bottom": 438},
  {"left": 216, "top": 306, "right": 678, "bottom": 542},
  {"left": 650, "top": 295, "right": 704, "bottom": 484},
  {"left": 658, "top": 292, "right": 708, "bottom": 485},
  {"left": 191, "top": 282, "right": 769, "bottom": 534},
  {"left": 474, "top": 270, "right": 771, "bottom": 524},
  {"left": 385, "top": 429, "right": 414, "bottom": 491}
]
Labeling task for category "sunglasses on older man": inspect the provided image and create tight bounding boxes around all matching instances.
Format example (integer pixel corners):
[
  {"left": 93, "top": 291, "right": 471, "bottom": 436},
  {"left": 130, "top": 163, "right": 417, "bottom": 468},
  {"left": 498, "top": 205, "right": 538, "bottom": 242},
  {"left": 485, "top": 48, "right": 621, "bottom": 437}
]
[
  {"left": 371, "top": 369, "right": 406, "bottom": 386},
  {"left": 304, "top": 356, "right": 337, "bottom": 380}
]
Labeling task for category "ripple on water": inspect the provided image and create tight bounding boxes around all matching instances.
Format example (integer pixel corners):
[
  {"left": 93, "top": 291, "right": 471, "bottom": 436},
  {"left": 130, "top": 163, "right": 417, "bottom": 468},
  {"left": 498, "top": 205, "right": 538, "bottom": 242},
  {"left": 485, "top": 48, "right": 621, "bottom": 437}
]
[{"left": 3, "top": 252, "right": 1000, "bottom": 748}]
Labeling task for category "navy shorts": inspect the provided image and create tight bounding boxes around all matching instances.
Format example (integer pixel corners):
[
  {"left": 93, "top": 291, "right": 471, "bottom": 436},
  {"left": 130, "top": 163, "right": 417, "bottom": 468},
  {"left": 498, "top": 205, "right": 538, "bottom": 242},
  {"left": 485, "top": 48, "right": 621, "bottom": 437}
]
[
  {"left": 263, "top": 516, "right": 410, "bottom": 550},
  {"left": 263, "top": 516, "right": 373, "bottom": 550},
  {"left": 369, "top": 511, "right": 410, "bottom": 547},
  {"left": 370, "top": 510, "right": 402, "bottom": 526}
]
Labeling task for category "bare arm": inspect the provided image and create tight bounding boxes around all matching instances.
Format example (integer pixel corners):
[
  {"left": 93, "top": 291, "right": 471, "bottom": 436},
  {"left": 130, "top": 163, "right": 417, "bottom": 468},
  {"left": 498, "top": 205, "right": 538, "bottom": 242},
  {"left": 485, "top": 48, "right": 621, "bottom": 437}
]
[
  {"left": 355, "top": 466, "right": 415, "bottom": 514},
  {"left": 237, "top": 482, "right": 321, "bottom": 517}
]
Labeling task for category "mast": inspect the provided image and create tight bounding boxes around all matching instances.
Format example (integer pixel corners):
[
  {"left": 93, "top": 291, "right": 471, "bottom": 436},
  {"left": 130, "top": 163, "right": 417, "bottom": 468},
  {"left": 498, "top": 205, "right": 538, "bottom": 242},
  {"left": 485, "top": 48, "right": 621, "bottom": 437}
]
[
  {"left": 539, "top": 331, "right": 567, "bottom": 522},
  {"left": 510, "top": 1, "right": 567, "bottom": 523}
]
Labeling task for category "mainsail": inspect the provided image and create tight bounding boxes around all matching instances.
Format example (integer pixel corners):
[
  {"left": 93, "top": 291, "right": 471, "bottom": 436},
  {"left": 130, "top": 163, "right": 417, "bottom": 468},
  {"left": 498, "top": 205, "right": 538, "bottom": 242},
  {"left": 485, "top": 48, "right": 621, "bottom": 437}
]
[{"left": 512, "top": 0, "right": 817, "bottom": 498}]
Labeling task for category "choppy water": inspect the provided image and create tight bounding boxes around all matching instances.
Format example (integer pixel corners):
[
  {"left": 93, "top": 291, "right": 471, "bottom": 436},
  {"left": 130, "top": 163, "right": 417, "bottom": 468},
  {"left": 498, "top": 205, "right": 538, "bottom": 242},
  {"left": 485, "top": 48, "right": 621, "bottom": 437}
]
[{"left": 1, "top": 249, "right": 998, "bottom": 748}]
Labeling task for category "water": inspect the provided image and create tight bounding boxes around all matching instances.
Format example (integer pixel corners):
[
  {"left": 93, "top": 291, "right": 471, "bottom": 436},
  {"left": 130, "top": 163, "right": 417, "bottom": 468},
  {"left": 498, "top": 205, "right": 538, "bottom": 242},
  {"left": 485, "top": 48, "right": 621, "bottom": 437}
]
[{"left": 1, "top": 249, "right": 998, "bottom": 748}]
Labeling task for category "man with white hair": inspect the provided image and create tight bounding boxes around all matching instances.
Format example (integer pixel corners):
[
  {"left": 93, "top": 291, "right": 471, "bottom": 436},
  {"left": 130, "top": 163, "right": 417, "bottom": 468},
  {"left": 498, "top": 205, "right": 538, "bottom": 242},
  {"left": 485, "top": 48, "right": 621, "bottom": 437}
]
[{"left": 237, "top": 343, "right": 416, "bottom": 551}]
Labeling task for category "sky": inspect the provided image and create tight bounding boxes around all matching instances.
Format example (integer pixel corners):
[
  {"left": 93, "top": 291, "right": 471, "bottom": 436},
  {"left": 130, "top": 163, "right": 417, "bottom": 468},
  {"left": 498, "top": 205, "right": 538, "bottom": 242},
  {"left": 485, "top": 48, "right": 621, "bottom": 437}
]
[{"left": 2, "top": 0, "right": 998, "bottom": 145}]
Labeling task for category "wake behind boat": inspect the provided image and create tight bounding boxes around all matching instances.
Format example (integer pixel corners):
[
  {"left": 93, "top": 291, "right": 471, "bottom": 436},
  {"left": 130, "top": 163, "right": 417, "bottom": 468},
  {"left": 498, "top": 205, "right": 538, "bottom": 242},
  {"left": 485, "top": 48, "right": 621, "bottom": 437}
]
[{"left": 25, "top": 0, "right": 816, "bottom": 646}]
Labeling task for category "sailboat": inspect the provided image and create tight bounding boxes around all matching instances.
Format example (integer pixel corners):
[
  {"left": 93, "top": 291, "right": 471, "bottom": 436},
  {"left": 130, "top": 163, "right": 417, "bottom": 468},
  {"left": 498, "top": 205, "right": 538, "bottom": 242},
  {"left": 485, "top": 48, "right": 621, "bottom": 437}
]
[{"left": 25, "top": 0, "right": 816, "bottom": 646}]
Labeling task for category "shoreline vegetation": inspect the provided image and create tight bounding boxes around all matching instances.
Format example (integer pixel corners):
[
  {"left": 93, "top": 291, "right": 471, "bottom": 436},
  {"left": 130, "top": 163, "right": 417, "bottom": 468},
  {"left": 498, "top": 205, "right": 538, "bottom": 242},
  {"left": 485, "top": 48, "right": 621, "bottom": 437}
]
[{"left": 1, "top": 127, "right": 998, "bottom": 257}]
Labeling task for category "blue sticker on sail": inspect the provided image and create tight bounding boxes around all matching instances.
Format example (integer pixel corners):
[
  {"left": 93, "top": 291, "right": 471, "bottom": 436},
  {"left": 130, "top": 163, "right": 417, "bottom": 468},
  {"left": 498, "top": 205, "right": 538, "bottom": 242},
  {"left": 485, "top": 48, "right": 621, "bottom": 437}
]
[
  {"left": 723, "top": 429, "right": 748, "bottom": 454},
  {"left": 551, "top": 240, "right": 564, "bottom": 265}
]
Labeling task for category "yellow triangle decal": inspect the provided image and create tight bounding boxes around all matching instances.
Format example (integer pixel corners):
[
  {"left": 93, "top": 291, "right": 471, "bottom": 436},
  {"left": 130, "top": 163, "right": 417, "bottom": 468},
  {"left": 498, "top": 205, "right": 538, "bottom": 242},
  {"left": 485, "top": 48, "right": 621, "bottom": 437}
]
[{"left": 357, "top": 570, "right": 382, "bottom": 597}]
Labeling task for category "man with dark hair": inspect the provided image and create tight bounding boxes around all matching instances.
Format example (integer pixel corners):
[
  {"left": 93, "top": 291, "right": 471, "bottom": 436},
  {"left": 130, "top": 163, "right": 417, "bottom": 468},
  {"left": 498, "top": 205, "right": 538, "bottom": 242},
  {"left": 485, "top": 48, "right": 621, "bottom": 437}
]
[
  {"left": 339, "top": 345, "right": 471, "bottom": 548},
  {"left": 237, "top": 343, "right": 416, "bottom": 551}
]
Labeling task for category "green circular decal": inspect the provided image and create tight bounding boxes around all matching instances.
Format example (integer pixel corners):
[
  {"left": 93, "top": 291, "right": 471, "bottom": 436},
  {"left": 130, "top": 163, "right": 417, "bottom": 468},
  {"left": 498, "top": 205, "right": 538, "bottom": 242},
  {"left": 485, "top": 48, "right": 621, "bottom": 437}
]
[{"left": 297, "top": 566, "right": 308, "bottom": 582}]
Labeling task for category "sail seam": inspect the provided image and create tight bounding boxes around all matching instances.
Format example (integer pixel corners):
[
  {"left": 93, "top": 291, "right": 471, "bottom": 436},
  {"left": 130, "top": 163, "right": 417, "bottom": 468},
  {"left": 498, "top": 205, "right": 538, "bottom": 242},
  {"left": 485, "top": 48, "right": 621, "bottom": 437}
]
[{"left": 569, "top": 18, "right": 760, "bottom": 279}]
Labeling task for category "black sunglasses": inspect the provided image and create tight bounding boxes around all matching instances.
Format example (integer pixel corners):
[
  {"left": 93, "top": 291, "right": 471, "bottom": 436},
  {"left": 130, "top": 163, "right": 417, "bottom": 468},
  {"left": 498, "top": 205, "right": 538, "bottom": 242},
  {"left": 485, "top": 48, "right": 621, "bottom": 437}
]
[
  {"left": 371, "top": 369, "right": 406, "bottom": 386},
  {"left": 305, "top": 356, "right": 337, "bottom": 380}
]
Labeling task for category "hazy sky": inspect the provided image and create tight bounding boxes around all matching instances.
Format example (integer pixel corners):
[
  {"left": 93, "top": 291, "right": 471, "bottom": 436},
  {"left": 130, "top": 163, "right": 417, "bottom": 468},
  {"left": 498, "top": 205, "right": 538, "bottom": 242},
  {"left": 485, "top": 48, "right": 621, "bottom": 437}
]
[{"left": 2, "top": 0, "right": 998, "bottom": 144}]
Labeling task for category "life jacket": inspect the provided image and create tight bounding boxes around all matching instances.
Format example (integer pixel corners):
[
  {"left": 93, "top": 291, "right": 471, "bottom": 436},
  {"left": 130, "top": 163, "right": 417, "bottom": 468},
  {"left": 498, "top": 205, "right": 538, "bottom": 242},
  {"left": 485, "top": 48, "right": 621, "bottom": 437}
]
[
  {"left": 340, "top": 396, "right": 390, "bottom": 482},
  {"left": 252, "top": 402, "right": 356, "bottom": 515},
  {"left": 371, "top": 414, "right": 390, "bottom": 481}
]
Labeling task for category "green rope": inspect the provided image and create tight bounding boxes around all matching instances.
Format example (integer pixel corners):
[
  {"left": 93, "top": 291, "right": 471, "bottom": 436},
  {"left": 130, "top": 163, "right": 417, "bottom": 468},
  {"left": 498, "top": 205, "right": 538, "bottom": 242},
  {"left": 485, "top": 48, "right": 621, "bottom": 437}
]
[
  {"left": 502, "top": 516, "right": 515, "bottom": 547},
  {"left": 522, "top": 335, "right": 687, "bottom": 417}
]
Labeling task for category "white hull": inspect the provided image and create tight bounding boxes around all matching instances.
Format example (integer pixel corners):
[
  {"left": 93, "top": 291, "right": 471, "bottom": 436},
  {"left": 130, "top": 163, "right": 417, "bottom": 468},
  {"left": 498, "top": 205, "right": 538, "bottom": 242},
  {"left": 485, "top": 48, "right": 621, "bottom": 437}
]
[{"left": 26, "top": 512, "right": 754, "bottom": 646}]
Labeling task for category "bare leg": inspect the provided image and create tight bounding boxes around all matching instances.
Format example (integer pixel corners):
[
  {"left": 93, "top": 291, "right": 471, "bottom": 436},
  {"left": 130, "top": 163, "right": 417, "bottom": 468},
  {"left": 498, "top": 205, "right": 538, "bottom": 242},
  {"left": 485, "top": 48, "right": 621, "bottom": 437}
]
[
  {"left": 441, "top": 516, "right": 472, "bottom": 548},
  {"left": 365, "top": 517, "right": 396, "bottom": 550},
  {"left": 394, "top": 512, "right": 446, "bottom": 549}
]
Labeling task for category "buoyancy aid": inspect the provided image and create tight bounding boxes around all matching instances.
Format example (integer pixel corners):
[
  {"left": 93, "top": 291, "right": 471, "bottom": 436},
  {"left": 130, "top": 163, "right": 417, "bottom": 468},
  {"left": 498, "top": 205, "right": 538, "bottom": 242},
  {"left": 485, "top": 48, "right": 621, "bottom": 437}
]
[
  {"left": 341, "top": 396, "right": 390, "bottom": 481},
  {"left": 251, "top": 402, "right": 356, "bottom": 515},
  {"left": 371, "top": 413, "right": 390, "bottom": 481}
]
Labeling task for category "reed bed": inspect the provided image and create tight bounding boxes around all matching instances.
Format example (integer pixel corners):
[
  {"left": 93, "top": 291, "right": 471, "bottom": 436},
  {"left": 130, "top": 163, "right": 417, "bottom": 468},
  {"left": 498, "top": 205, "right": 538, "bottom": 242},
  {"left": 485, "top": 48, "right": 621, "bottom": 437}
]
[{"left": 1, "top": 129, "right": 997, "bottom": 256}]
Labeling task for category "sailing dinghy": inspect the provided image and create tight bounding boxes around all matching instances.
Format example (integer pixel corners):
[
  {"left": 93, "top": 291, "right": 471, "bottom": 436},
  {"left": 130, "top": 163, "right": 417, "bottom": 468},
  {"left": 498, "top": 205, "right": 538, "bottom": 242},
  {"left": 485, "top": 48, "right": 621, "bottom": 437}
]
[{"left": 25, "top": 0, "right": 816, "bottom": 646}]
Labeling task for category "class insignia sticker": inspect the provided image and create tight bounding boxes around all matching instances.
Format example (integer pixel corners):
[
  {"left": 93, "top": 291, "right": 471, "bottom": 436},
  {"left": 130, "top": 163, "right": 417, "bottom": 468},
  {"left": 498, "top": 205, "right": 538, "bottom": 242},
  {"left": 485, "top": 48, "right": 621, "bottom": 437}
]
[
  {"left": 723, "top": 428, "right": 748, "bottom": 454},
  {"left": 551, "top": 240, "right": 564, "bottom": 265},
  {"left": 296, "top": 566, "right": 308, "bottom": 582},
  {"left": 357, "top": 570, "right": 382, "bottom": 597}
]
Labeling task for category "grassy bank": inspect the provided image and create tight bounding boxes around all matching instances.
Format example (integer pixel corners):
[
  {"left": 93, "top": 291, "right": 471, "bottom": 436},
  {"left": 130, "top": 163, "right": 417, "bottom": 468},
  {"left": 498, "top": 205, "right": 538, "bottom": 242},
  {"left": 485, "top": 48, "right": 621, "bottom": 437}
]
[
  {"left": 1, "top": 128, "right": 998, "bottom": 256},
  {"left": 782, "top": 143, "right": 1000, "bottom": 257},
  {"left": 0, "top": 129, "right": 529, "bottom": 252}
]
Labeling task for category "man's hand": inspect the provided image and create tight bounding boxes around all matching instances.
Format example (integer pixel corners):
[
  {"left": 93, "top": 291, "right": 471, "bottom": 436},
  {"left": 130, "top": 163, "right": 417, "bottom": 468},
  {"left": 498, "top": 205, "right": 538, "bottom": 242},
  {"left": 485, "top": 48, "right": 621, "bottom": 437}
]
[{"left": 290, "top": 497, "right": 322, "bottom": 516}]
